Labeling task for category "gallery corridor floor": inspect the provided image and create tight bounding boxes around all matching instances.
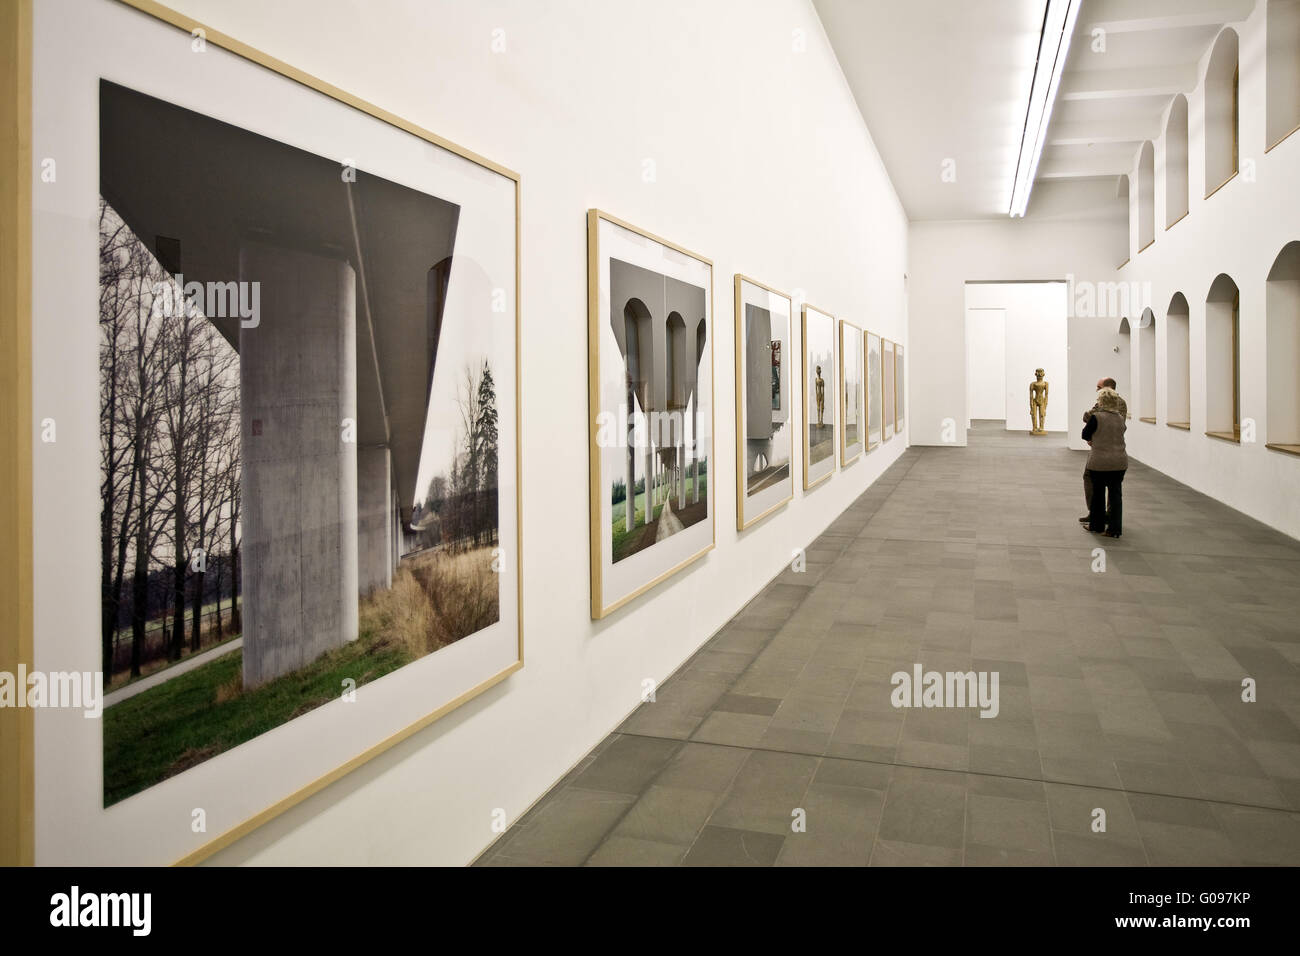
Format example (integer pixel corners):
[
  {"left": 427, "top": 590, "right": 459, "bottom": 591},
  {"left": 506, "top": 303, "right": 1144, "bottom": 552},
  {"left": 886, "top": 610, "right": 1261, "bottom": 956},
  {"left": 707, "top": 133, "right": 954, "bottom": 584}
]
[{"left": 478, "top": 423, "right": 1300, "bottom": 866}]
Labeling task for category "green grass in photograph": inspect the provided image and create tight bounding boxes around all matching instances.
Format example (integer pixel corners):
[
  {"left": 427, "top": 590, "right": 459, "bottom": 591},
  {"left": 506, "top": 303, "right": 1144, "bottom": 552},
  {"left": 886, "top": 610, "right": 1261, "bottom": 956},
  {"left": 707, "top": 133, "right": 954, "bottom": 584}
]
[
  {"left": 103, "top": 626, "right": 412, "bottom": 806},
  {"left": 103, "top": 545, "right": 499, "bottom": 805}
]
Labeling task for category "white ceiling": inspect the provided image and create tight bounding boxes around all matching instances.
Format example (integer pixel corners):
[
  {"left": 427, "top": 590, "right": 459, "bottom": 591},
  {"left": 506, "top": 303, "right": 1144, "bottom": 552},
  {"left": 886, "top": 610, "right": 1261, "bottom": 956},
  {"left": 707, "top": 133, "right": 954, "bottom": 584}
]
[{"left": 814, "top": 0, "right": 1257, "bottom": 221}]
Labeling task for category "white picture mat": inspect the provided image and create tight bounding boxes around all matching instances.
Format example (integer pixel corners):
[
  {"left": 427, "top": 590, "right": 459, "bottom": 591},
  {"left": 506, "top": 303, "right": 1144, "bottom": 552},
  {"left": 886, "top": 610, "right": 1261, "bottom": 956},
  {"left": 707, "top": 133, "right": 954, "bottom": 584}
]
[
  {"left": 803, "top": 307, "right": 836, "bottom": 486},
  {"left": 31, "top": 0, "right": 519, "bottom": 865},
  {"left": 737, "top": 279, "right": 793, "bottom": 527},
  {"left": 595, "top": 217, "right": 713, "bottom": 611}
]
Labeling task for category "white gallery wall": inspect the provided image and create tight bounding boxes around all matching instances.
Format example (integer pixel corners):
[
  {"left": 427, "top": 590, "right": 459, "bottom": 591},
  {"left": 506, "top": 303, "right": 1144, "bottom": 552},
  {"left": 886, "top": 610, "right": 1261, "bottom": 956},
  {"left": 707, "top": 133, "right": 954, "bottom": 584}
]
[
  {"left": 910, "top": 203, "right": 1126, "bottom": 451},
  {"left": 966, "top": 308, "right": 1006, "bottom": 421},
  {"left": 1118, "top": 0, "right": 1300, "bottom": 540},
  {"left": 142, "top": 0, "right": 910, "bottom": 865},
  {"left": 964, "top": 281, "right": 1070, "bottom": 433}
]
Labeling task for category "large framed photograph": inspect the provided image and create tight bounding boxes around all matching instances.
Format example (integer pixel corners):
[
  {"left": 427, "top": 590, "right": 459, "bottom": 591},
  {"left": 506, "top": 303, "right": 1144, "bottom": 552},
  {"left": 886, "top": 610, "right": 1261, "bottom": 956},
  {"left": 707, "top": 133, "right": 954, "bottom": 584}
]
[
  {"left": 866, "top": 330, "right": 883, "bottom": 450},
  {"left": 895, "top": 344, "right": 906, "bottom": 433},
  {"left": 839, "top": 320, "right": 865, "bottom": 465},
  {"left": 883, "top": 339, "right": 897, "bottom": 442},
  {"left": 27, "top": 0, "right": 521, "bottom": 865},
  {"left": 588, "top": 210, "right": 714, "bottom": 618},
  {"left": 734, "top": 276, "right": 794, "bottom": 530},
  {"left": 801, "top": 305, "right": 837, "bottom": 489}
]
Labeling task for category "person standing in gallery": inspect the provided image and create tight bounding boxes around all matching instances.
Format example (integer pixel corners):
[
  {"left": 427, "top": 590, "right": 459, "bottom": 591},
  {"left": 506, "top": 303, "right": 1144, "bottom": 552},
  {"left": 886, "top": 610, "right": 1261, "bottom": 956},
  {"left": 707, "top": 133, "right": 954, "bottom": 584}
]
[
  {"left": 1079, "top": 377, "right": 1127, "bottom": 524},
  {"left": 1082, "top": 386, "right": 1128, "bottom": 538}
]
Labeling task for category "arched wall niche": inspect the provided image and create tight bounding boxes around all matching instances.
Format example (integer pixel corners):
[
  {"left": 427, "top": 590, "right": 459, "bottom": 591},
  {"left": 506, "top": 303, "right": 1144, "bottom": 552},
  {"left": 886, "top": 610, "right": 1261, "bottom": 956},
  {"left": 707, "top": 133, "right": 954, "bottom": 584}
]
[
  {"left": 1266, "top": 241, "right": 1300, "bottom": 452},
  {"left": 1166, "top": 292, "right": 1191, "bottom": 428},
  {"left": 1165, "top": 95, "right": 1189, "bottom": 227},
  {"left": 1205, "top": 273, "right": 1241, "bottom": 441},
  {"left": 1266, "top": 0, "right": 1300, "bottom": 149},
  {"left": 1139, "top": 306, "right": 1156, "bottom": 421},
  {"left": 1137, "top": 142, "right": 1155, "bottom": 251},
  {"left": 1205, "top": 28, "right": 1240, "bottom": 195}
]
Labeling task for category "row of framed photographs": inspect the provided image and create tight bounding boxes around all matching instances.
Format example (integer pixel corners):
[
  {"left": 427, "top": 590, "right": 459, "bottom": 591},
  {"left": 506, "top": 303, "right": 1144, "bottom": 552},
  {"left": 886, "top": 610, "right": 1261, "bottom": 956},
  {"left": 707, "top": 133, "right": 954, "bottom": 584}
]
[
  {"left": 794, "top": 301, "right": 904, "bottom": 493},
  {"left": 587, "top": 211, "right": 905, "bottom": 618},
  {"left": 11, "top": 0, "right": 904, "bottom": 867}
]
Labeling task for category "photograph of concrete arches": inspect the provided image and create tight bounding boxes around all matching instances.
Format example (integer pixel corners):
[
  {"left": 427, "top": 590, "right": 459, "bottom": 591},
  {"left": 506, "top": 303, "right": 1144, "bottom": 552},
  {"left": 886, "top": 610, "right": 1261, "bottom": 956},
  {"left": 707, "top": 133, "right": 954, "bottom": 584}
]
[
  {"left": 883, "top": 338, "right": 896, "bottom": 441},
  {"left": 866, "top": 330, "right": 883, "bottom": 448},
  {"left": 840, "top": 319, "right": 865, "bottom": 464},
  {"left": 802, "top": 305, "right": 838, "bottom": 488},
  {"left": 589, "top": 211, "right": 713, "bottom": 618},
  {"left": 734, "top": 275, "right": 794, "bottom": 530},
  {"left": 93, "top": 76, "right": 520, "bottom": 808}
]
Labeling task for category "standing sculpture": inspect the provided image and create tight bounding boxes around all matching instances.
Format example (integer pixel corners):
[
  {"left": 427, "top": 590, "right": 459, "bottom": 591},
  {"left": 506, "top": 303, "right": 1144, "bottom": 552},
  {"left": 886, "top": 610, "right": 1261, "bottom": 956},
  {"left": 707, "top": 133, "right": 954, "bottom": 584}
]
[
  {"left": 1029, "top": 368, "right": 1049, "bottom": 434},
  {"left": 815, "top": 365, "right": 825, "bottom": 426}
]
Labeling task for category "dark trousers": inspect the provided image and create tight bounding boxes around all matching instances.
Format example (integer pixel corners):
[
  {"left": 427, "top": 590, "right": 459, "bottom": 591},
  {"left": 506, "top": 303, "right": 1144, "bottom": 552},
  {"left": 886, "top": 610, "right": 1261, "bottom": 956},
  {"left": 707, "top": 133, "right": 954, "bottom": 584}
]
[
  {"left": 1087, "top": 469, "right": 1125, "bottom": 534},
  {"left": 1082, "top": 468, "right": 1092, "bottom": 513}
]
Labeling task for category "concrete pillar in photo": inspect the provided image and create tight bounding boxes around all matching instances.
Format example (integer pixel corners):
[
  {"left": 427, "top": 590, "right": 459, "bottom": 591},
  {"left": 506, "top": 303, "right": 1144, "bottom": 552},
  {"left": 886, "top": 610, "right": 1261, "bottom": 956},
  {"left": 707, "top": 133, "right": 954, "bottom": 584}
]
[
  {"left": 644, "top": 440, "right": 654, "bottom": 521},
  {"left": 239, "top": 241, "right": 359, "bottom": 689},
  {"left": 392, "top": 492, "right": 401, "bottom": 567},
  {"left": 681, "top": 444, "right": 691, "bottom": 512},
  {"left": 358, "top": 444, "right": 393, "bottom": 595},
  {"left": 625, "top": 389, "right": 636, "bottom": 530}
]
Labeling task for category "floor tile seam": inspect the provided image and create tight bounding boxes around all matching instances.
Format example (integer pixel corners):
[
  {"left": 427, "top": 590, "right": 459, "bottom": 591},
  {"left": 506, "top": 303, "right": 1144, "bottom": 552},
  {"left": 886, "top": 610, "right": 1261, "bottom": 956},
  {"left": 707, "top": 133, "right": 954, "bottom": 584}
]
[
  {"left": 612, "top": 730, "right": 1300, "bottom": 818},
  {"left": 849, "top": 533, "right": 1300, "bottom": 563},
  {"left": 689, "top": 449, "right": 930, "bottom": 726},
  {"left": 575, "top": 737, "right": 688, "bottom": 867}
]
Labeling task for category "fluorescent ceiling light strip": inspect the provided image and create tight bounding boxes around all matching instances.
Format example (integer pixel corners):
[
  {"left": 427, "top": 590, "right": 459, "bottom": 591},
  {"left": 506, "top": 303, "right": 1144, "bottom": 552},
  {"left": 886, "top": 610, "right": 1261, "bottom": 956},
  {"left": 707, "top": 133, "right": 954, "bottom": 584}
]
[{"left": 1010, "top": 0, "right": 1081, "bottom": 217}]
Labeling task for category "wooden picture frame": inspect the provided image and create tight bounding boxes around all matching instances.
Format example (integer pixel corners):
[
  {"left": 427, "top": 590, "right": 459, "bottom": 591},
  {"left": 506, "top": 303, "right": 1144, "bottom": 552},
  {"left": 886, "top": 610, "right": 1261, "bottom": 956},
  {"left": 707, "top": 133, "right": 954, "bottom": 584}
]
[
  {"left": 839, "top": 320, "right": 865, "bottom": 465},
  {"left": 734, "top": 275, "right": 794, "bottom": 531},
  {"left": 588, "top": 209, "right": 715, "bottom": 618},
  {"left": 883, "top": 339, "right": 896, "bottom": 442},
  {"left": 865, "top": 330, "right": 882, "bottom": 451},
  {"left": 19, "top": 0, "right": 523, "bottom": 865},
  {"left": 801, "top": 304, "right": 837, "bottom": 489}
]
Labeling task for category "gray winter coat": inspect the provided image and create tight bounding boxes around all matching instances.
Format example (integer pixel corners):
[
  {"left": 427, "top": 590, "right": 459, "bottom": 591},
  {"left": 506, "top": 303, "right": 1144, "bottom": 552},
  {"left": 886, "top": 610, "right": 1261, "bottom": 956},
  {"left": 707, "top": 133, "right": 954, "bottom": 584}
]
[{"left": 1085, "top": 409, "right": 1128, "bottom": 471}]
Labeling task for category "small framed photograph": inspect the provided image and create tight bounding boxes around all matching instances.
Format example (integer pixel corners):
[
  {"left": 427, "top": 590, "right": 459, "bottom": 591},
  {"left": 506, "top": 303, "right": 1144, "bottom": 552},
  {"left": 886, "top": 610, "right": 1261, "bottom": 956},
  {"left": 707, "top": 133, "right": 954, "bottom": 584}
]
[
  {"left": 866, "top": 330, "right": 883, "bottom": 449},
  {"left": 734, "top": 276, "right": 794, "bottom": 530},
  {"left": 840, "top": 320, "right": 865, "bottom": 465},
  {"left": 801, "top": 305, "right": 837, "bottom": 489}
]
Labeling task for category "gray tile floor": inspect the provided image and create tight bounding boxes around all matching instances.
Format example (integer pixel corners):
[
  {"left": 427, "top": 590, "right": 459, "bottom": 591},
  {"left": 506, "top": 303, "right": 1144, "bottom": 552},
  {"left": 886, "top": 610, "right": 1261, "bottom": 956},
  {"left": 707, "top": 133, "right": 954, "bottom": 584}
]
[{"left": 477, "top": 422, "right": 1300, "bottom": 866}]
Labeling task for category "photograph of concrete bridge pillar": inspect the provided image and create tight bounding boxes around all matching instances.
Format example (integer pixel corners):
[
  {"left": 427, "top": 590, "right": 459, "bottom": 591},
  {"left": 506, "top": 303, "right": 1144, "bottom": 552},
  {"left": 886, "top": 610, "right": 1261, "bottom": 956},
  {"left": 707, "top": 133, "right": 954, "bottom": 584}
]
[
  {"left": 97, "top": 80, "right": 502, "bottom": 806},
  {"left": 742, "top": 302, "right": 792, "bottom": 495}
]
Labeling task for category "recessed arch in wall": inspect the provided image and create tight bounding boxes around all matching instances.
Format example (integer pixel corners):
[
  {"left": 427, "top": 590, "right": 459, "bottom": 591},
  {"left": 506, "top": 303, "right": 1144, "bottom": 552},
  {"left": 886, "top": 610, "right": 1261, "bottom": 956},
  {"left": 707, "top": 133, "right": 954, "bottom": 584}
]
[
  {"left": 1266, "top": 241, "right": 1300, "bottom": 453},
  {"left": 1205, "top": 273, "right": 1241, "bottom": 441},
  {"left": 1165, "top": 95, "right": 1189, "bottom": 227},
  {"left": 1115, "top": 316, "right": 1132, "bottom": 412},
  {"left": 1116, "top": 174, "right": 1131, "bottom": 266},
  {"left": 1137, "top": 142, "right": 1155, "bottom": 251},
  {"left": 1165, "top": 292, "right": 1191, "bottom": 428},
  {"left": 1205, "top": 28, "right": 1240, "bottom": 196},
  {"left": 1139, "top": 306, "right": 1156, "bottom": 422},
  {"left": 1266, "top": 0, "right": 1300, "bottom": 149}
]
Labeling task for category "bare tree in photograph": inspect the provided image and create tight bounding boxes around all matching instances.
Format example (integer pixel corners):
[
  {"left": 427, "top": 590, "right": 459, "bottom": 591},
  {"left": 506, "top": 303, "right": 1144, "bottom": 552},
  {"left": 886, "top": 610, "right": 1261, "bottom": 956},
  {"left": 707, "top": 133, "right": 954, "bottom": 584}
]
[
  {"left": 159, "top": 290, "right": 200, "bottom": 662},
  {"left": 98, "top": 202, "right": 172, "bottom": 678},
  {"left": 225, "top": 437, "right": 242, "bottom": 633},
  {"left": 186, "top": 331, "right": 239, "bottom": 651},
  {"left": 99, "top": 202, "right": 137, "bottom": 674}
]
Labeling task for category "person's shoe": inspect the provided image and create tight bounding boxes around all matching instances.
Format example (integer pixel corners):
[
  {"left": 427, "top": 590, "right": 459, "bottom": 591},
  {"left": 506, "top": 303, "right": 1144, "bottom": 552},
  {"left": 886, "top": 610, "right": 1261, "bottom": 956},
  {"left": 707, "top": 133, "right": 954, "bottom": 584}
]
[
  {"left": 1078, "top": 516, "right": 1090, "bottom": 524},
  {"left": 1104, "top": 531, "right": 1122, "bottom": 538}
]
